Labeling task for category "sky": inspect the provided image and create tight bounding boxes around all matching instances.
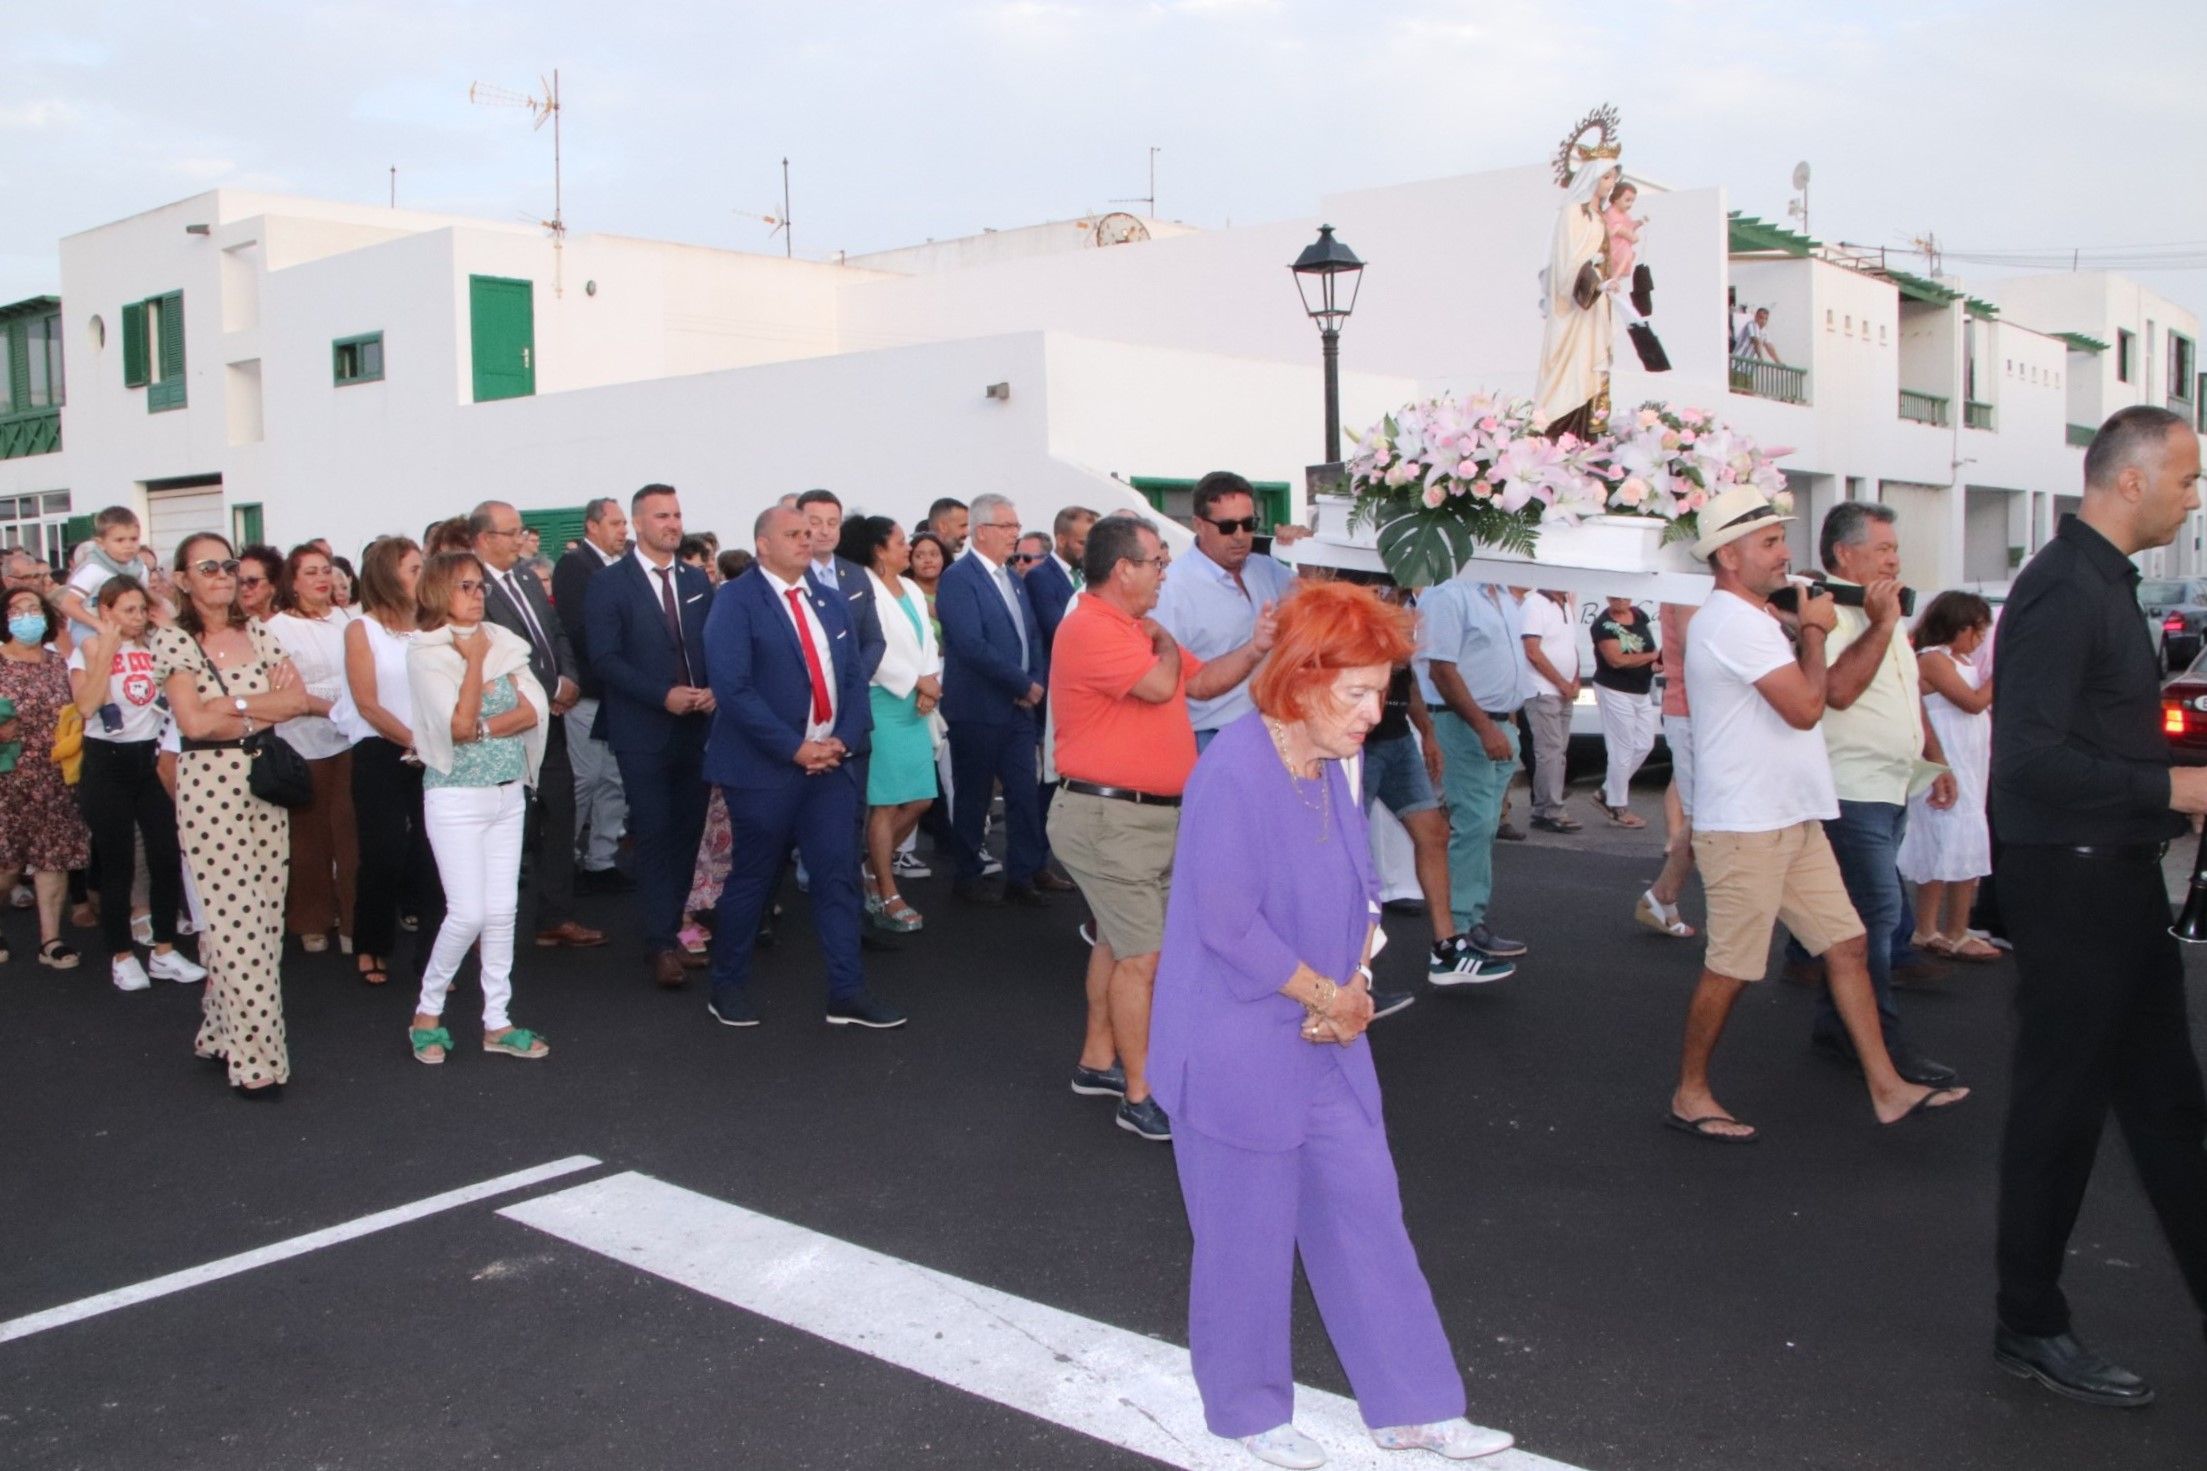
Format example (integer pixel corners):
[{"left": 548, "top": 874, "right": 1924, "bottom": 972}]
[{"left": 4, "top": 0, "right": 2204, "bottom": 324}]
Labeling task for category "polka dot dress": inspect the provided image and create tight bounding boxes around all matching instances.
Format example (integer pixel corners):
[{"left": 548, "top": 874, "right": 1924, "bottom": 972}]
[{"left": 153, "top": 624, "right": 292, "bottom": 1089}]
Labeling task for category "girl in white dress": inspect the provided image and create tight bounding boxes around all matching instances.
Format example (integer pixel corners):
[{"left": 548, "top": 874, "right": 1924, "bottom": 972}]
[{"left": 1898, "top": 592, "right": 1996, "bottom": 960}]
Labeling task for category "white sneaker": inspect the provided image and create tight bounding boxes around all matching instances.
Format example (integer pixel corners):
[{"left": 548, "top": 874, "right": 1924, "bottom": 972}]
[
  {"left": 131, "top": 913, "right": 155, "bottom": 946},
  {"left": 175, "top": 912, "right": 198, "bottom": 937},
  {"left": 8, "top": 884, "right": 30, "bottom": 910},
  {"left": 1371, "top": 1418, "right": 1515, "bottom": 1460},
  {"left": 148, "top": 949, "right": 208, "bottom": 984},
  {"left": 980, "top": 854, "right": 1004, "bottom": 877},
  {"left": 892, "top": 851, "right": 932, "bottom": 879},
  {"left": 112, "top": 954, "right": 152, "bottom": 992},
  {"left": 1240, "top": 1423, "right": 1326, "bottom": 1469}
]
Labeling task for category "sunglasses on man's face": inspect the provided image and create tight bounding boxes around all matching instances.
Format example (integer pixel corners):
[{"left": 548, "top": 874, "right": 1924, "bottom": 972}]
[
  {"left": 189, "top": 559, "right": 242, "bottom": 577},
  {"left": 1201, "top": 515, "right": 1262, "bottom": 536},
  {"left": 1012, "top": 552, "right": 1044, "bottom": 565}
]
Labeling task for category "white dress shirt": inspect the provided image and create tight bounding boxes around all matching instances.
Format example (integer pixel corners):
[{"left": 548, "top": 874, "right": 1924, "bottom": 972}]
[{"left": 965, "top": 546, "right": 1031, "bottom": 669}]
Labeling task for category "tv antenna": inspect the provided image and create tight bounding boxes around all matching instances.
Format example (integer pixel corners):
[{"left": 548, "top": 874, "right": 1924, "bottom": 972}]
[
  {"left": 1786, "top": 160, "right": 1810, "bottom": 236},
  {"left": 735, "top": 159, "right": 793, "bottom": 258},
  {"left": 469, "top": 68, "right": 567, "bottom": 295},
  {"left": 1910, "top": 230, "right": 1943, "bottom": 277},
  {"left": 1111, "top": 146, "right": 1161, "bottom": 216}
]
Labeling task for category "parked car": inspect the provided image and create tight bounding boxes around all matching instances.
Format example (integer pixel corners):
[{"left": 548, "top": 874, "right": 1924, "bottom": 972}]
[
  {"left": 2139, "top": 578, "right": 2207, "bottom": 671},
  {"left": 2161, "top": 649, "right": 2207, "bottom": 762}
]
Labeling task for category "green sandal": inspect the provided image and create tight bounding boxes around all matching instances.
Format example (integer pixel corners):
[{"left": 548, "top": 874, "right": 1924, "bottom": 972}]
[
  {"left": 409, "top": 1025, "right": 452, "bottom": 1065},
  {"left": 483, "top": 1027, "right": 549, "bottom": 1059}
]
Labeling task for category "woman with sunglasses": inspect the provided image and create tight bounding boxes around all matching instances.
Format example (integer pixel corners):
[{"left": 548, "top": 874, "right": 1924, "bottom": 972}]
[
  {"left": 153, "top": 535, "right": 313, "bottom": 1099},
  {"left": 0, "top": 587, "right": 94, "bottom": 969},
  {"left": 403, "top": 552, "right": 550, "bottom": 1064},
  {"left": 233, "top": 546, "right": 283, "bottom": 624},
  {"left": 68, "top": 576, "right": 203, "bottom": 991}
]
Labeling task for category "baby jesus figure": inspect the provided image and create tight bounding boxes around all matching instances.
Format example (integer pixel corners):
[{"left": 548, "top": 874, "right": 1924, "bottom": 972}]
[{"left": 1602, "top": 180, "right": 1644, "bottom": 284}]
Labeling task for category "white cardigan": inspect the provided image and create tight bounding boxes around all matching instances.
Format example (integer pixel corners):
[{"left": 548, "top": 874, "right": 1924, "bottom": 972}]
[
  {"left": 866, "top": 569, "right": 941, "bottom": 700},
  {"left": 405, "top": 622, "right": 549, "bottom": 784}
]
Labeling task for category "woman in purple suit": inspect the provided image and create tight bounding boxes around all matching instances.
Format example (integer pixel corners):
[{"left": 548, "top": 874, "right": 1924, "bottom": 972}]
[{"left": 1151, "top": 581, "right": 1514, "bottom": 1468}]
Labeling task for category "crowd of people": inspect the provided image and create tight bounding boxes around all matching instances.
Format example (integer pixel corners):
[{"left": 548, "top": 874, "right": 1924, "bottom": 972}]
[{"left": 4, "top": 405, "right": 2205, "bottom": 1453}]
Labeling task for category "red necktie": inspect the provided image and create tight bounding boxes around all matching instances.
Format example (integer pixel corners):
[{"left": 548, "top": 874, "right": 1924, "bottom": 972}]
[{"left": 787, "top": 587, "right": 832, "bottom": 726}]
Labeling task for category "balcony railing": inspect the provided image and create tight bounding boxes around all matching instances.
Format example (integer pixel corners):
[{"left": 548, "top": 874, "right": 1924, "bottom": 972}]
[
  {"left": 1898, "top": 389, "right": 1950, "bottom": 426},
  {"left": 1964, "top": 400, "right": 1997, "bottom": 431},
  {"left": 1728, "top": 355, "right": 1809, "bottom": 405},
  {"left": 0, "top": 408, "right": 60, "bottom": 461},
  {"left": 2067, "top": 423, "right": 2097, "bottom": 448}
]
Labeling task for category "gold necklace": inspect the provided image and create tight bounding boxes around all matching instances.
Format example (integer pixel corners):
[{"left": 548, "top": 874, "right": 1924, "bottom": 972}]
[{"left": 1265, "top": 718, "right": 1331, "bottom": 840}]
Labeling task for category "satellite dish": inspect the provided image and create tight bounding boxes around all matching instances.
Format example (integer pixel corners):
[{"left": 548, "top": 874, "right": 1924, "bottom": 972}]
[
  {"left": 1092, "top": 212, "right": 1151, "bottom": 247},
  {"left": 1791, "top": 161, "right": 1812, "bottom": 191}
]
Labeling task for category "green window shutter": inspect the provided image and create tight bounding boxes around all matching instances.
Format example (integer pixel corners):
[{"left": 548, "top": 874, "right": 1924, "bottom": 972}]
[
  {"left": 519, "top": 505, "right": 587, "bottom": 555},
  {"left": 149, "top": 292, "right": 186, "bottom": 412},
  {"left": 122, "top": 300, "right": 149, "bottom": 388},
  {"left": 4, "top": 322, "right": 27, "bottom": 414}
]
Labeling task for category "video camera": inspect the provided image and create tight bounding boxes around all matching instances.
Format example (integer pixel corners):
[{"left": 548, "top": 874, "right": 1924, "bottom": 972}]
[{"left": 1768, "top": 574, "right": 1916, "bottom": 620}]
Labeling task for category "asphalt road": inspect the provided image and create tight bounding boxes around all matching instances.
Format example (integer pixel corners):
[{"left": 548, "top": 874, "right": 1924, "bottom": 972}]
[{"left": 4, "top": 778, "right": 2204, "bottom": 1471}]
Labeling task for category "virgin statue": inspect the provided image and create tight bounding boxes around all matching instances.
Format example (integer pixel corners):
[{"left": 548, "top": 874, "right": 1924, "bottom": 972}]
[{"left": 1532, "top": 108, "right": 1623, "bottom": 441}]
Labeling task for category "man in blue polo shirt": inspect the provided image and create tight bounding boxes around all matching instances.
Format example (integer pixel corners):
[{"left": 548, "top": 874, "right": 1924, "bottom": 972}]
[
  {"left": 1153, "top": 471, "right": 1296, "bottom": 751},
  {"left": 1417, "top": 576, "right": 1533, "bottom": 964}
]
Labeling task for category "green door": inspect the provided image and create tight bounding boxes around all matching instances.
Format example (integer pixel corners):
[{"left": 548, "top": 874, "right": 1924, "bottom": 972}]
[{"left": 469, "top": 275, "right": 535, "bottom": 403}]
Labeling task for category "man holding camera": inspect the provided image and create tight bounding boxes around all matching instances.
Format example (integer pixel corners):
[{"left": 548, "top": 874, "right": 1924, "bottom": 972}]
[
  {"left": 1801, "top": 503, "right": 1962, "bottom": 1088},
  {"left": 1667, "top": 487, "right": 1969, "bottom": 1142}
]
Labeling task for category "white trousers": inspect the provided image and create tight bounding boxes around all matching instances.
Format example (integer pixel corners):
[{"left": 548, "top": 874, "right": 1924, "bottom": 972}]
[
  {"left": 1596, "top": 685, "right": 1660, "bottom": 809},
  {"left": 418, "top": 781, "right": 526, "bottom": 1030},
  {"left": 566, "top": 700, "right": 627, "bottom": 873}
]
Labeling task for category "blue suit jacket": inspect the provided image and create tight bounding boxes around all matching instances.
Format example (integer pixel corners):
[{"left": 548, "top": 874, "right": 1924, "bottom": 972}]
[
  {"left": 583, "top": 553, "right": 714, "bottom": 754},
  {"left": 1023, "top": 556, "right": 1075, "bottom": 653},
  {"left": 704, "top": 568, "right": 872, "bottom": 789},
  {"left": 938, "top": 551, "right": 1046, "bottom": 727},
  {"left": 810, "top": 555, "right": 887, "bottom": 683}
]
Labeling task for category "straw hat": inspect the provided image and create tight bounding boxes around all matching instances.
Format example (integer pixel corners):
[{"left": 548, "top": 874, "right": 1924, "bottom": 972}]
[{"left": 1691, "top": 486, "right": 1796, "bottom": 561}]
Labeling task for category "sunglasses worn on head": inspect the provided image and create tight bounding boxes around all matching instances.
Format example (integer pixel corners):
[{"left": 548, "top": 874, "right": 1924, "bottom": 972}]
[
  {"left": 1202, "top": 515, "right": 1262, "bottom": 535},
  {"left": 190, "top": 559, "right": 242, "bottom": 577}
]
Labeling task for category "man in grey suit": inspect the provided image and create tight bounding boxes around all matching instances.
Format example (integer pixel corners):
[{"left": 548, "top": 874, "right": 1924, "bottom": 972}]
[
  {"left": 471, "top": 500, "right": 606, "bottom": 950},
  {"left": 551, "top": 497, "right": 633, "bottom": 891}
]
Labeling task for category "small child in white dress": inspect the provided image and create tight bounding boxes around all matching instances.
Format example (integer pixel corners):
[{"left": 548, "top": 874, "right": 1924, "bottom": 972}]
[{"left": 1898, "top": 591, "right": 1997, "bottom": 960}]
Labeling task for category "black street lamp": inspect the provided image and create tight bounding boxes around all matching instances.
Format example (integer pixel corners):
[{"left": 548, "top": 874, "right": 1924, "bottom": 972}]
[{"left": 1289, "top": 223, "right": 1365, "bottom": 464}]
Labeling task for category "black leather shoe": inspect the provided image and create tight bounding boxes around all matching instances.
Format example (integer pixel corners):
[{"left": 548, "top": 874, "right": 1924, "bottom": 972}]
[
  {"left": 1994, "top": 1325, "right": 2154, "bottom": 1407},
  {"left": 858, "top": 927, "right": 900, "bottom": 953},
  {"left": 1810, "top": 1031, "right": 1961, "bottom": 1089},
  {"left": 1003, "top": 882, "right": 1050, "bottom": 908},
  {"left": 953, "top": 879, "right": 1005, "bottom": 906}
]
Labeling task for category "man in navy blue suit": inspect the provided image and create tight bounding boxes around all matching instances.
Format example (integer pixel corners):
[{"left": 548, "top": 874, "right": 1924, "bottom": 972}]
[
  {"left": 938, "top": 492, "right": 1050, "bottom": 906},
  {"left": 583, "top": 484, "right": 717, "bottom": 989},
  {"left": 703, "top": 506, "right": 907, "bottom": 1029},
  {"left": 1022, "top": 505, "right": 1094, "bottom": 651}
]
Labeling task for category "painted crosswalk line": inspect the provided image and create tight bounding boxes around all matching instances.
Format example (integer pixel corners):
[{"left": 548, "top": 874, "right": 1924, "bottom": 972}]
[{"left": 501, "top": 1170, "right": 1592, "bottom": 1471}]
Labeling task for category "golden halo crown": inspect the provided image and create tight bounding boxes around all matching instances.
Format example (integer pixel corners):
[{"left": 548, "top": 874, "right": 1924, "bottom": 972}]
[{"left": 1552, "top": 104, "right": 1622, "bottom": 185}]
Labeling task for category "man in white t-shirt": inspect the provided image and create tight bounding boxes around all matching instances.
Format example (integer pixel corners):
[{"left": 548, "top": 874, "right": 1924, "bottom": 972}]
[
  {"left": 1516, "top": 588, "right": 1581, "bottom": 832},
  {"left": 1668, "top": 487, "right": 1970, "bottom": 1143}
]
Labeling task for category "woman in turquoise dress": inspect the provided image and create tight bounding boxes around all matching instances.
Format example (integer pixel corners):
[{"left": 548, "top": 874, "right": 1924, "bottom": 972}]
[{"left": 842, "top": 517, "right": 941, "bottom": 933}]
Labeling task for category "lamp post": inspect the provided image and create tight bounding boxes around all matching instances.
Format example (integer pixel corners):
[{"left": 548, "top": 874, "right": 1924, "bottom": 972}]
[{"left": 1289, "top": 224, "right": 1365, "bottom": 464}]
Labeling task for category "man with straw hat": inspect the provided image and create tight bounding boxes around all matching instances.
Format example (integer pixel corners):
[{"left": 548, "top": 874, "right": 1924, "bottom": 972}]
[{"left": 1664, "top": 486, "right": 1970, "bottom": 1143}]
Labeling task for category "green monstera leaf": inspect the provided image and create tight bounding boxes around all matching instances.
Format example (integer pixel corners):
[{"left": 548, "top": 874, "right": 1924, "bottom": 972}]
[{"left": 1376, "top": 508, "right": 1474, "bottom": 589}]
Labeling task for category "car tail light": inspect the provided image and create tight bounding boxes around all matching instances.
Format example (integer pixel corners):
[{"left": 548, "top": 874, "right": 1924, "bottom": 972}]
[
  {"left": 2165, "top": 614, "right": 2187, "bottom": 633},
  {"left": 2168, "top": 702, "right": 2189, "bottom": 735}
]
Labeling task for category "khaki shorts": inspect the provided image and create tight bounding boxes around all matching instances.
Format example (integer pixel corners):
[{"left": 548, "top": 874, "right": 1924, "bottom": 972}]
[
  {"left": 1692, "top": 821, "right": 1865, "bottom": 982},
  {"left": 1046, "top": 789, "right": 1180, "bottom": 958}
]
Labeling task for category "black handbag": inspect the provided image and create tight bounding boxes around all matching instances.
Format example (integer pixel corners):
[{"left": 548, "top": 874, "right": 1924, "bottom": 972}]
[{"left": 203, "top": 648, "right": 315, "bottom": 809}]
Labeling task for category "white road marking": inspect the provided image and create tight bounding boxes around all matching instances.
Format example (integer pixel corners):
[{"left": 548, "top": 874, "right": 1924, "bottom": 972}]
[
  {"left": 501, "top": 1171, "right": 1592, "bottom": 1471},
  {"left": 0, "top": 1154, "right": 601, "bottom": 1346}
]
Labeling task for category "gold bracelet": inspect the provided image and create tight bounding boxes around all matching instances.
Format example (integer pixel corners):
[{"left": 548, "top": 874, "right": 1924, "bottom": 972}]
[{"left": 1309, "top": 976, "right": 1336, "bottom": 1013}]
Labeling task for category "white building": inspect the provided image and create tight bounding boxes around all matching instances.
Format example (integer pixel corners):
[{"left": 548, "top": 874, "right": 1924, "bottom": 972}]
[{"left": 2, "top": 163, "right": 2199, "bottom": 592}]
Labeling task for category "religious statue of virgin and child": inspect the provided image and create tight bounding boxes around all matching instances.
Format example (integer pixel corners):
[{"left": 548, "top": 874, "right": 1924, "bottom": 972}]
[{"left": 1533, "top": 104, "right": 1670, "bottom": 443}]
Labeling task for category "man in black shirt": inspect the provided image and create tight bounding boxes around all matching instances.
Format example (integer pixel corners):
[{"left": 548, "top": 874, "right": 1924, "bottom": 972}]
[{"left": 1990, "top": 405, "right": 2207, "bottom": 1407}]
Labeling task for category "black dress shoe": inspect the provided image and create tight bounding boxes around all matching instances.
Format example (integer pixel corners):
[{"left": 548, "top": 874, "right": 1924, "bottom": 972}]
[
  {"left": 953, "top": 879, "right": 1004, "bottom": 906},
  {"left": 859, "top": 927, "right": 900, "bottom": 953},
  {"left": 1811, "top": 1031, "right": 1961, "bottom": 1088},
  {"left": 1004, "top": 882, "right": 1050, "bottom": 908},
  {"left": 1994, "top": 1325, "right": 2155, "bottom": 1407}
]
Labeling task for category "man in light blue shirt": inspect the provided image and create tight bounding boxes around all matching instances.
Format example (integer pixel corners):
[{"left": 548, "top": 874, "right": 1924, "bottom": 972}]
[
  {"left": 1417, "top": 577, "right": 1533, "bottom": 963},
  {"left": 1152, "top": 471, "right": 1293, "bottom": 748}
]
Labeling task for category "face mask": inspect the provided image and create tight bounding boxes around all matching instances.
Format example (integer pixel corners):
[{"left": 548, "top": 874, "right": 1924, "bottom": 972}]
[{"left": 8, "top": 614, "right": 46, "bottom": 646}]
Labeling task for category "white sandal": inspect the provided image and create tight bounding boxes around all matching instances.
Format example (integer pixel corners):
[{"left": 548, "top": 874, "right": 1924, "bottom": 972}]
[
  {"left": 1635, "top": 888, "right": 1695, "bottom": 938},
  {"left": 1240, "top": 1424, "right": 1326, "bottom": 1469}
]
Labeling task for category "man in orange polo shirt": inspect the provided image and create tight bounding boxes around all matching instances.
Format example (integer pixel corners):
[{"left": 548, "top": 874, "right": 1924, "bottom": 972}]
[{"left": 1049, "top": 515, "right": 1275, "bottom": 1142}]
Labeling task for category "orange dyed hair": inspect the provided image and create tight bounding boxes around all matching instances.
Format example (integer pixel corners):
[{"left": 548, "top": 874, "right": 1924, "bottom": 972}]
[{"left": 1250, "top": 581, "right": 1417, "bottom": 722}]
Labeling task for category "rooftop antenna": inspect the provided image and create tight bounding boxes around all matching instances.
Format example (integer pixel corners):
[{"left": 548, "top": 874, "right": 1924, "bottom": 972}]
[
  {"left": 469, "top": 68, "right": 566, "bottom": 295},
  {"left": 1910, "top": 230, "right": 1943, "bottom": 277},
  {"left": 1786, "top": 160, "right": 1810, "bottom": 237},
  {"left": 734, "top": 159, "right": 793, "bottom": 258},
  {"left": 389, "top": 165, "right": 397, "bottom": 209},
  {"left": 1111, "top": 146, "right": 1160, "bottom": 216}
]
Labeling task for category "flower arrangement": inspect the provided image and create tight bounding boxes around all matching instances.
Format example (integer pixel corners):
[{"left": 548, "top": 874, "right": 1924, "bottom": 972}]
[{"left": 1344, "top": 394, "right": 1791, "bottom": 585}]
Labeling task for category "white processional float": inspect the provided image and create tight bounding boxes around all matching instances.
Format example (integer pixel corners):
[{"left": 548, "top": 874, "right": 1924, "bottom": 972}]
[{"left": 1284, "top": 104, "right": 1792, "bottom": 606}]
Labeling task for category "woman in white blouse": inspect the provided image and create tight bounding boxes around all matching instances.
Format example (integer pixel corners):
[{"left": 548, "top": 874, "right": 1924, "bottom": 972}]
[
  {"left": 266, "top": 543, "right": 360, "bottom": 955},
  {"left": 844, "top": 517, "right": 941, "bottom": 933},
  {"left": 341, "top": 536, "right": 433, "bottom": 987}
]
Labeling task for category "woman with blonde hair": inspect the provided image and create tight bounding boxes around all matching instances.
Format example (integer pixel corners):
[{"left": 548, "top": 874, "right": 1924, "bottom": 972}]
[
  {"left": 403, "top": 551, "right": 550, "bottom": 1064},
  {"left": 342, "top": 536, "right": 434, "bottom": 986}
]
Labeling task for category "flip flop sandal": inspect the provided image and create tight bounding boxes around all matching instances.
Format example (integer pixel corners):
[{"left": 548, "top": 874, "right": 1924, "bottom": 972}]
[
  {"left": 1664, "top": 1111, "right": 1758, "bottom": 1144},
  {"left": 1898, "top": 1087, "right": 1969, "bottom": 1122},
  {"left": 1592, "top": 797, "right": 1646, "bottom": 828},
  {"left": 1945, "top": 937, "right": 2002, "bottom": 963}
]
